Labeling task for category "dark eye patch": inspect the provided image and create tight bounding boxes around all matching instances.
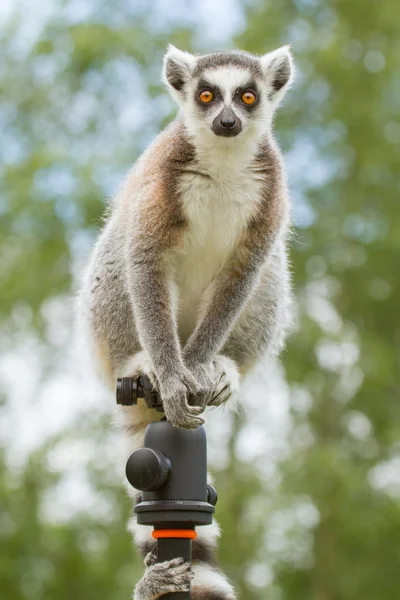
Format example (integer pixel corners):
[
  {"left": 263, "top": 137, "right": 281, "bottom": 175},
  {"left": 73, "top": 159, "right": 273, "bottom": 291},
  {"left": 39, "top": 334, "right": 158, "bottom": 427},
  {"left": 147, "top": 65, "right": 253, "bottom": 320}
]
[
  {"left": 233, "top": 81, "right": 260, "bottom": 111},
  {"left": 194, "top": 79, "right": 222, "bottom": 109}
]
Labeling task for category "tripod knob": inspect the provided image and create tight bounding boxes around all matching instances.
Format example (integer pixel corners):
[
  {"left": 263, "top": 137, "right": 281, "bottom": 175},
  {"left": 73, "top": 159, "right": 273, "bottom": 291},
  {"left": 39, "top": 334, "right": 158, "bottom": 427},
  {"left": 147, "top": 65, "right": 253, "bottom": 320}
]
[
  {"left": 207, "top": 484, "right": 218, "bottom": 506},
  {"left": 126, "top": 448, "right": 171, "bottom": 492},
  {"left": 116, "top": 377, "right": 139, "bottom": 406},
  {"left": 116, "top": 376, "right": 164, "bottom": 411}
]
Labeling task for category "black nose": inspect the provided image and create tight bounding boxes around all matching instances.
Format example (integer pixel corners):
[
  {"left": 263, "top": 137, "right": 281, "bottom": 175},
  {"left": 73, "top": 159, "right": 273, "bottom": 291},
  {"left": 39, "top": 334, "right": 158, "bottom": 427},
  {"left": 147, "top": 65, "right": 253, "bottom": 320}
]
[
  {"left": 212, "top": 107, "right": 242, "bottom": 137},
  {"left": 220, "top": 115, "right": 236, "bottom": 129}
]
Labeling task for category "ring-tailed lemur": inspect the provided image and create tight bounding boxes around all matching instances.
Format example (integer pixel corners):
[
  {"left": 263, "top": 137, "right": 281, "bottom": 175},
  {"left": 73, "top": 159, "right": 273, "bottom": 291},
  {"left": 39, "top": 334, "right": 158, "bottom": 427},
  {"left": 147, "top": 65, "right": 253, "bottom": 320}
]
[{"left": 78, "top": 44, "right": 294, "bottom": 600}]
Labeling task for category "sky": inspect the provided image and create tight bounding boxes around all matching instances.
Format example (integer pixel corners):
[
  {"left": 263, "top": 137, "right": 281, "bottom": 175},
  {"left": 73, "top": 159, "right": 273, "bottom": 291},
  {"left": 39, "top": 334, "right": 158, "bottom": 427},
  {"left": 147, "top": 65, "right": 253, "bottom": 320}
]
[{"left": 0, "top": 0, "right": 244, "bottom": 45}]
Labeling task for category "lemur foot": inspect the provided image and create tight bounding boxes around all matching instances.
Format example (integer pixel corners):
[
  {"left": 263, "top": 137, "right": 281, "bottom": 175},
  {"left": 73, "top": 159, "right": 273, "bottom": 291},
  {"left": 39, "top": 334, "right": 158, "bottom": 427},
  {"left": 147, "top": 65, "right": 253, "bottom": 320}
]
[
  {"left": 208, "top": 355, "right": 240, "bottom": 407},
  {"left": 185, "top": 355, "right": 240, "bottom": 409},
  {"left": 134, "top": 557, "right": 194, "bottom": 600}
]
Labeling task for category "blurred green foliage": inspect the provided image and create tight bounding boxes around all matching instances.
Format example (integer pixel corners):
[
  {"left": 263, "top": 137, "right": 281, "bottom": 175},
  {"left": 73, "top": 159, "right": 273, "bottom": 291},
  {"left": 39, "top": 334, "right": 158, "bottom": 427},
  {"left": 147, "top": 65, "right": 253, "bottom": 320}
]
[{"left": 1, "top": 1, "right": 400, "bottom": 599}]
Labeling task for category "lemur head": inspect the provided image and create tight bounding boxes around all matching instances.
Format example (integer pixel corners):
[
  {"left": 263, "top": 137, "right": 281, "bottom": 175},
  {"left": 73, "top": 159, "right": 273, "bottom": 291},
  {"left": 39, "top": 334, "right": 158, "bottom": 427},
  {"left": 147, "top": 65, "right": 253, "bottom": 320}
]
[{"left": 163, "top": 45, "right": 294, "bottom": 144}]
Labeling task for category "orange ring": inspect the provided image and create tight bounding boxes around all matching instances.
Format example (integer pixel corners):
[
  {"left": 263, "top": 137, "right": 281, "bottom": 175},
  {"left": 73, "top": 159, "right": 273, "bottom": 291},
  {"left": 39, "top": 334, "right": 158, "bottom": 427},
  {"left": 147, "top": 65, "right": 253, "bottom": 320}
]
[{"left": 152, "top": 529, "right": 197, "bottom": 540}]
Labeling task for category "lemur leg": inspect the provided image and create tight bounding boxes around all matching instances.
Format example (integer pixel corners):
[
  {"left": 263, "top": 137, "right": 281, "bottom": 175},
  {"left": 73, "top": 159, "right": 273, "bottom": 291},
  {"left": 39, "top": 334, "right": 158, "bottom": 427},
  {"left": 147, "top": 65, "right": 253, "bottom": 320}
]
[{"left": 119, "top": 350, "right": 159, "bottom": 390}]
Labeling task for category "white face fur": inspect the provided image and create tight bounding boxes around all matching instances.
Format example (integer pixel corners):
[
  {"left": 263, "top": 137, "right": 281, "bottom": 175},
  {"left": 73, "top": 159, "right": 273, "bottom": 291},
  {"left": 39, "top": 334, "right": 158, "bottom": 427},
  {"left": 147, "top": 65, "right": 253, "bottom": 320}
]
[{"left": 163, "top": 45, "right": 294, "bottom": 148}]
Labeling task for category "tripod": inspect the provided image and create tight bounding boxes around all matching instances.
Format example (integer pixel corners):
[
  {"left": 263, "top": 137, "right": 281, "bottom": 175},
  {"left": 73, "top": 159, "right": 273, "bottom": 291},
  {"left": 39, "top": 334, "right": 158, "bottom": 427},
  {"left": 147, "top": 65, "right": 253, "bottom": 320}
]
[{"left": 117, "top": 376, "right": 218, "bottom": 600}]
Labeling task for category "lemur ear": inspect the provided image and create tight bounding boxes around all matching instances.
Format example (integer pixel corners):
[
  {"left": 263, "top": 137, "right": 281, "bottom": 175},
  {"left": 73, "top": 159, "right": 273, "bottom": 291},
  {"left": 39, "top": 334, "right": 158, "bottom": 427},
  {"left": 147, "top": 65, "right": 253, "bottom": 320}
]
[
  {"left": 260, "top": 46, "right": 295, "bottom": 99},
  {"left": 163, "top": 45, "right": 196, "bottom": 95}
]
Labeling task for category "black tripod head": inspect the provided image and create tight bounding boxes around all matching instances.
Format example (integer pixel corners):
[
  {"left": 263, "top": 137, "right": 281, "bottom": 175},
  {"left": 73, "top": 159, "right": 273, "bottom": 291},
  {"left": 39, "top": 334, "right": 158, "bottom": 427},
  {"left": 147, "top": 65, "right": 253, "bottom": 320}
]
[{"left": 116, "top": 376, "right": 218, "bottom": 599}]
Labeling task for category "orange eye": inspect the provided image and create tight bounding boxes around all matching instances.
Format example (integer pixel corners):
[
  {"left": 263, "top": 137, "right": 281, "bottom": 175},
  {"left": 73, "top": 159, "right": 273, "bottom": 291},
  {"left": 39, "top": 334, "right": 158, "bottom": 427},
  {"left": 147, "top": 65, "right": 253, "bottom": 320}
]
[
  {"left": 199, "top": 90, "right": 214, "bottom": 103},
  {"left": 241, "top": 91, "right": 256, "bottom": 105}
]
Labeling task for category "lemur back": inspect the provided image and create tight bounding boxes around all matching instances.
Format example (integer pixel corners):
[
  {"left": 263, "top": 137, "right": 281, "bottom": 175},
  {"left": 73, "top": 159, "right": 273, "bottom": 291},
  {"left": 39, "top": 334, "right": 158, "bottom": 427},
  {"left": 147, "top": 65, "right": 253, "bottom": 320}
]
[{"left": 78, "top": 44, "right": 295, "bottom": 600}]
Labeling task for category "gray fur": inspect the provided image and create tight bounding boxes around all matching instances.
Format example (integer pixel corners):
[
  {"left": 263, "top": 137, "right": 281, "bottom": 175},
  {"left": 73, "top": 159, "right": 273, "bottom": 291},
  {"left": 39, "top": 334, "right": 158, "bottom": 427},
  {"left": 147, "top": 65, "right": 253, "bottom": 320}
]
[{"left": 193, "top": 50, "right": 264, "bottom": 79}]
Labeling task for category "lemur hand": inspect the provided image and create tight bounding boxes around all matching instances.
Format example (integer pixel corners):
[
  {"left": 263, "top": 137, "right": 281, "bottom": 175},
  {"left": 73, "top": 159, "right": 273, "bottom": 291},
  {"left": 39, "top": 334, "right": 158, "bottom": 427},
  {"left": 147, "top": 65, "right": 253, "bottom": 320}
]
[
  {"left": 121, "top": 351, "right": 204, "bottom": 429},
  {"left": 208, "top": 355, "right": 240, "bottom": 407},
  {"left": 159, "top": 366, "right": 205, "bottom": 429},
  {"left": 184, "top": 360, "right": 218, "bottom": 408},
  {"left": 184, "top": 354, "right": 240, "bottom": 409}
]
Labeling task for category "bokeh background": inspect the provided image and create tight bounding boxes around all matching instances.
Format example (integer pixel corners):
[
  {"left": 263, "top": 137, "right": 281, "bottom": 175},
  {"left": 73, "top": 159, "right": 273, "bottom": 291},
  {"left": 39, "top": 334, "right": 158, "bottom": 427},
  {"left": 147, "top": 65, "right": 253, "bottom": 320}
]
[{"left": 1, "top": 0, "right": 400, "bottom": 598}]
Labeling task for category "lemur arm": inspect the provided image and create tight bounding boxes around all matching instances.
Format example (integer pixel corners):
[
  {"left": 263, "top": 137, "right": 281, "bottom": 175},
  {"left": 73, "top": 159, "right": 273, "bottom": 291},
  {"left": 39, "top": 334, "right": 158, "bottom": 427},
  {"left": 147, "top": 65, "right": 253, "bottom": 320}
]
[
  {"left": 183, "top": 248, "right": 263, "bottom": 366},
  {"left": 125, "top": 178, "right": 181, "bottom": 375},
  {"left": 183, "top": 185, "right": 288, "bottom": 368},
  {"left": 125, "top": 178, "right": 203, "bottom": 429},
  {"left": 128, "top": 255, "right": 181, "bottom": 380}
]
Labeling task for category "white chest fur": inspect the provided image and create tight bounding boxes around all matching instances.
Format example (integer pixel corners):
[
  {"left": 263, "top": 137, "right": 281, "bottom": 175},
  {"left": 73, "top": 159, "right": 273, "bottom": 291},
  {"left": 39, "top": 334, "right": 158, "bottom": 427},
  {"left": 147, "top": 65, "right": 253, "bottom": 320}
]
[{"left": 173, "top": 165, "right": 262, "bottom": 342}]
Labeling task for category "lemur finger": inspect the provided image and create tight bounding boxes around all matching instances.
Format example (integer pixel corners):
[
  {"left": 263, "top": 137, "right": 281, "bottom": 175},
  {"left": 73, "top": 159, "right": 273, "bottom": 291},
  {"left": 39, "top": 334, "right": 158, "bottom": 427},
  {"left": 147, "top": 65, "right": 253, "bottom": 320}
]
[
  {"left": 186, "top": 405, "right": 206, "bottom": 423},
  {"left": 213, "top": 355, "right": 240, "bottom": 392},
  {"left": 179, "top": 412, "right": 205, "bottom": 429},
  {"left": 183, "top": 373, "right": 202, "bottom": 395},
  {"left": 144, "top": 551, "right": 157, "bottom": 567},
  {"left": 187, "top": 389, "right": 212, "bottom": 409},
  {"left": 148, "top": 559, "right": 192, "bottom": 583},
  {"left": 207, "top": 370, "right": 230, "bottom": 405},
  {"left": 186, "top": 402, "right": 205, "bottom": 416},
  {"left": 164, "top": 399, "right": 204, "bottom": 429},
  {"left": 154, "top": 557, "right": 185, "bottom": 571},
  {"left": 208, "top": 383, "right": 230, "bottom": 407},
  {"left": 187, "top": 415, "right": 205, "bottom": 429}
]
